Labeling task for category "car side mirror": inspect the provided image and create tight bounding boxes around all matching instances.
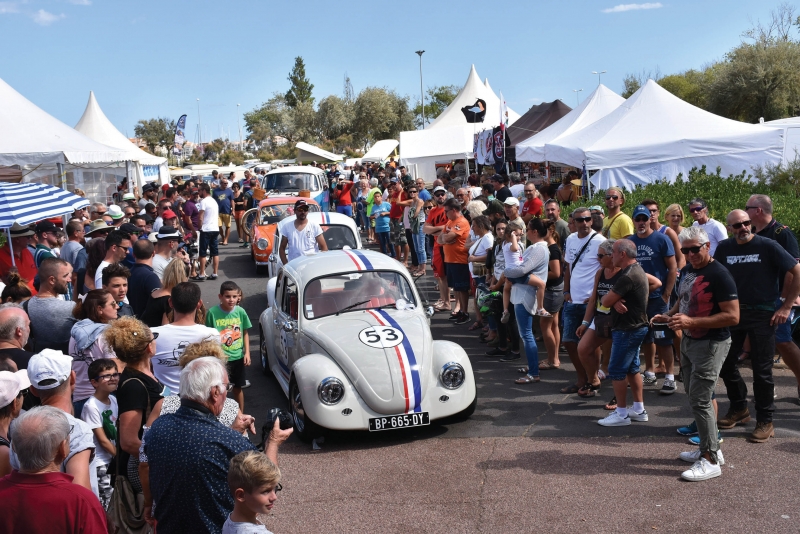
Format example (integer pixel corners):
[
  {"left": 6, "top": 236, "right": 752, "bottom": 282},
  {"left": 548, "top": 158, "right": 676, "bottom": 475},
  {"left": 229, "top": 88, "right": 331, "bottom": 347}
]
[
  {"left": 282, "top": 321, "right": 295, "bottom": 332},
  {"left": 425, "top": 306, "right": 434, "bottom": 318}
]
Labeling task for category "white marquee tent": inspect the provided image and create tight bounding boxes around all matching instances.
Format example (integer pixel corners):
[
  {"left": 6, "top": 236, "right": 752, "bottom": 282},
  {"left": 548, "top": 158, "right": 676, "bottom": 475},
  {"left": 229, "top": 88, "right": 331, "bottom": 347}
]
[
  {"left": 515, "top": 84, "right": 624, "bottom": 162},
  {"left": 361, "top": 139, "right": 399, "bottom": 163},
  {"left": 0, "top": 77, "right": 130, "bottom": 203},
  {"left": 544, "top": 80, "right": 785, "bottom": 190},
  {"left": 74, "top": 91, "right": 169, "bottom": 194},
  {"left": 296, "top": 142, "right": 342, "bottom": 164},
  {"left": 760, "top": 117, "right": 800, "bottom": 165},
  {"left": 400, "top": 65, "right": 519, "bottom": 179}
]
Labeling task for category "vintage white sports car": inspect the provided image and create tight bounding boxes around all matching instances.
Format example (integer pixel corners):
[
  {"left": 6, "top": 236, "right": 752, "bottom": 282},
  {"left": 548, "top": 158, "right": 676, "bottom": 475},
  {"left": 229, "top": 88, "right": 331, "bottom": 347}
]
[{"left": 259, "top": 249, "right": 477, "bottom": 440}]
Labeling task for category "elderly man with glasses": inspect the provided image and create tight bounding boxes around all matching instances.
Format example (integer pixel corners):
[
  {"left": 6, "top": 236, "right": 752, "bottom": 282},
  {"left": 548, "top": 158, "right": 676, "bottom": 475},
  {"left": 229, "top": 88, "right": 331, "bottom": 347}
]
[
  {"left": 713, "top": 209, "right": 800, "bottom": 443},
  {"left": 688, "top": 198, "right": 727, "bottom": 255}
]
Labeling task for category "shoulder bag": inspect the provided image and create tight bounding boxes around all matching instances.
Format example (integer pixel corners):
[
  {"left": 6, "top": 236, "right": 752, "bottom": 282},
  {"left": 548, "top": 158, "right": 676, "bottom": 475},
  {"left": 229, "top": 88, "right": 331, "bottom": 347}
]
[
  {"left": 469, "top": 235, "right": 488, "bottom": 277},
  {"left": 570, "top": 231, "right": 597, "bottom": 274}
]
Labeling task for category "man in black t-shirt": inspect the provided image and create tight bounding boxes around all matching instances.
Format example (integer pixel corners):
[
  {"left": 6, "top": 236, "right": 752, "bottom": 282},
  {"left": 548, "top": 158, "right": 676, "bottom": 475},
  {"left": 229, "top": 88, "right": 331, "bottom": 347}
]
[
  {"left": 653, "top": 227, "right": 739, "bottom": 481},
  {"left": 747, "top": 194, "right": 800, "bottom": 400},
  {"left": 713, "top": 209, "right": 800, "bottom": 443},
  {"left": 597, "top": 239, "right": 649, "bottom": 427},
  {"left": 490, "top": 174, "right": 512, "bottom": 203}
]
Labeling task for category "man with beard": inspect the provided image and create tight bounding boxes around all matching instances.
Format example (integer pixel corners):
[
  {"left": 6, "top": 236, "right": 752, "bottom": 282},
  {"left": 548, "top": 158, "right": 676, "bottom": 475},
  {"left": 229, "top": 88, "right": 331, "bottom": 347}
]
[
  {"left": 23, "top": 258, "right": 77, "bottom": 354},
  {"left": 544, "top": 199, "right": 570, "bottom": 250},
  {"left": 424, "top": 186, "right": 451, "bottom": 312},
  {"left": 713, "top": 209, "right": 800, "bottom": 443},
  {"left": 278, "top": 199, "right": 328, "bottom": 265}
]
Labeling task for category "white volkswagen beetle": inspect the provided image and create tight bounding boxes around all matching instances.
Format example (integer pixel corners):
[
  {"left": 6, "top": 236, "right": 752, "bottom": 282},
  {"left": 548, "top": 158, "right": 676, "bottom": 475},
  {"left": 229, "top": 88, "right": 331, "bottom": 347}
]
[{"left": 259, "top": 249, "right": 477, "bottom": 440}]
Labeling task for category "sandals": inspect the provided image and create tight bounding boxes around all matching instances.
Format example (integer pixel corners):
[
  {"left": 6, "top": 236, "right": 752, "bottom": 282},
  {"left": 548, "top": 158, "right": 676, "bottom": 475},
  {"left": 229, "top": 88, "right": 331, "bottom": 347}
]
[
  {"left": 517, "top": 367, "right": 529, "bottom": 374},
  {"left": 560, "top": 383, "right": 581, "bottom": 394},
  {"left": 737, "top": 350, "right": 751, "bottom": 362},
  {"left": 468, "top": 321, "right": 483, "bottom": 331},
  {"left": 515, "top": 374, "right": 540, "bottom": 384},
  {"left": 578, "top": 382, "right": 601, "bottom": 398},
  {"left": 433, "top": 302, "right": 451, "bottom": 312},
  {"left": 538, "top": 361, "right": 560, "bottom": 370},
  {"left": 604, "top": 396, "right": 618, "bottom": 411},
  {"left": 535, "top": 308, "right": 552, "bottom": 317}
]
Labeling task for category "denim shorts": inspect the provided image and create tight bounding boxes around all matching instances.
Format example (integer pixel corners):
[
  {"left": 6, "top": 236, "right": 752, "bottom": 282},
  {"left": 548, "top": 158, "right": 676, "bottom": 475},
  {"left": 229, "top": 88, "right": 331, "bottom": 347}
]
[
  {"left": 644, "top": 297, "right": 674, "bottom": 346},
  {"left": 199, "top": 231, "right": 219, "bottom": 258},
  {"left": 608, "top": 326, "right": 649, "bottom": 381},
  {"left": 775, "top": 297, "right": 796, "bottom": 343},
  {"left": 561, "top": 301, "right": 587, "bottom": 344},
  {"left": 507, "top": 274, "right": 530, "bottom": 285},
  {"left": 544, "top": 287, "right": 565, "bottom": 315}
]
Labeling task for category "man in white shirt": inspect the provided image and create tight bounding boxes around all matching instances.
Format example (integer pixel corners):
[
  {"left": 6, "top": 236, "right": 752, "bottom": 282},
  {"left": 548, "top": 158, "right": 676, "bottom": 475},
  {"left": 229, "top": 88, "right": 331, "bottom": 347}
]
[
  {"left": 562, "top": 207, "right": 606, "bottom": 393},
  {"left": 196, "top": 183, "right": 220, "bottom": 281},
  {"left": 278, "top": 199, "right": 328, "bottom": 265},
  {"left": 688, "top": 198, "right": 728, "bottom": 255},
  {"left": 151, "top": 282, "right": 219, "bottom": 394},
  {"left": 94, "top": 230, "right": 132, "bottom": 291}
]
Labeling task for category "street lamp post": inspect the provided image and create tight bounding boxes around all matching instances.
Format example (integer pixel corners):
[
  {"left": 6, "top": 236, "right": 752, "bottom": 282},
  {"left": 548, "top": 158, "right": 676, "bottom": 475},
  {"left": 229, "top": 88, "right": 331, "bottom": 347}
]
[
  {"left": 237, "top": 103, "right": 242, "bottom": 152},
  {"left": 573, "top": 89, "right": 583, "bottom": 106},
  {"left": 592, "top": 70, "right": 607, "bottom": 86},
  {"left": 415, "top": 50, "right": 425, "bottom": 129}
]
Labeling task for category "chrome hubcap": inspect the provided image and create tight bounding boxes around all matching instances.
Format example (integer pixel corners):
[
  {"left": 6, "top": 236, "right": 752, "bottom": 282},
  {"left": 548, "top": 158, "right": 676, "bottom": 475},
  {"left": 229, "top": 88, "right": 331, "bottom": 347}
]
[{"left": 291, "top": 385, "right": 306, "bottom": 433}]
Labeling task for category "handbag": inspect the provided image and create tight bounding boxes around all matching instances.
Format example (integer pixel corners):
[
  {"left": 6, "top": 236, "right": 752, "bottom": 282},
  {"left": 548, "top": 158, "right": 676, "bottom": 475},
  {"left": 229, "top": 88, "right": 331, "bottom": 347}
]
[
  {"left": 593, "top": 312, "right": 614, "bottom": 339},
  {"left": 107, "top": 378, "right": 152, "bottom": 534},
  {"left": 469, "top": 234, "right": 488, "bottom": 277}
]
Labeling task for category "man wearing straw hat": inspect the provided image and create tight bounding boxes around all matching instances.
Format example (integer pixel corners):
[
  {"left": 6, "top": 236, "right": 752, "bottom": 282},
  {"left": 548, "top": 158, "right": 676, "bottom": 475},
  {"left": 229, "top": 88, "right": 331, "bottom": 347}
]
[{"left": 0, "top": 223, "right": 38, "bottom": 294}]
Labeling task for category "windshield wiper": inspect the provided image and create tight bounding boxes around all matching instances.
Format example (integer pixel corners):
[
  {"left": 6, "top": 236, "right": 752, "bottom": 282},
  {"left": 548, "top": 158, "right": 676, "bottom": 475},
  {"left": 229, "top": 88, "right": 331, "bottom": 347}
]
[{"left": 336, "top": 300, "right": 371, "bottom": 316}]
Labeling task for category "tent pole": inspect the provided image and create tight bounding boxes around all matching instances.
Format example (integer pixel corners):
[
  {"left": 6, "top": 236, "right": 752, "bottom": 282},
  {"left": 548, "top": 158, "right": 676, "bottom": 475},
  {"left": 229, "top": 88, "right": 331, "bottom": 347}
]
[
  {"left": 58, "top": 162, "right": 65, "bottom": 190},
  {"left": 6, "top": 228, "right": 15, "bottom": 268}
]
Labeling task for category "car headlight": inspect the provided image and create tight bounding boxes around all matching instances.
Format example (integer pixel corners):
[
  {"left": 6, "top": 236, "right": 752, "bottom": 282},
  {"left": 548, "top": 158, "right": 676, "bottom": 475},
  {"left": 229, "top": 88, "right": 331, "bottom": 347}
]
[
  {"left": 256, "top": 237, "right": 269, "bottom": 250},
  {"left": 318, "top": 377, "right": 345, "bottom": 405},
  {"left": 440, "top": 362, "right": 465, "bottom": 390}
]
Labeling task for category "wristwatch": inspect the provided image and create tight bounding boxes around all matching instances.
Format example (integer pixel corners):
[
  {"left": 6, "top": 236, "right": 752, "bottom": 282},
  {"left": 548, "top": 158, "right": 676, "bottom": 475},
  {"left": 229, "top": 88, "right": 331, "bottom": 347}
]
[{"left": 563, "top": 291, "right": 570, "bottom": 295}]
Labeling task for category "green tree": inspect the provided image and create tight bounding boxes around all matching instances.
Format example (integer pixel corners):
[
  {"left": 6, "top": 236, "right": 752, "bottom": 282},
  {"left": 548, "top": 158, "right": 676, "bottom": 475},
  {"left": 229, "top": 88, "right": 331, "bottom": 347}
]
[
  {"left": 285, "top": 56, "right": 314, "bottom": 109},
  {"left": 316, "top": 95, "right": 351, "bottom": 140},
  {"left": 133, "top": 117, "right": 176, "bottom": 155},
  {"left": 620, "top": 67, "right": 662, "bottom": 98},
  {"left": 202, "top": 139, "right": 226, "bottom": 161},
  {"left": 352, "top": 87, "right": 414, "bottom": 149},
  {"left": 658, "top": 67, "right": 717, "bottom": 109},
  {"left": 412, "top": 84, "right": 460, "bottom": 128}
]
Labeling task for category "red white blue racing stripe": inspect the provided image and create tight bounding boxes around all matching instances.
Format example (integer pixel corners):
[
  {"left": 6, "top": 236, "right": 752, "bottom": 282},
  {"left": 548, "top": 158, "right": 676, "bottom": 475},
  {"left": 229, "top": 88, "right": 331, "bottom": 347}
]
[
  {"left": 343, "top": 249, "right": 374, "bottom": 271},
  {"left": 320, "top": 211, "right": 331, "bottom": 224},
  {"left": 367, "top": 309, "right": 422, "bottom": 413}
]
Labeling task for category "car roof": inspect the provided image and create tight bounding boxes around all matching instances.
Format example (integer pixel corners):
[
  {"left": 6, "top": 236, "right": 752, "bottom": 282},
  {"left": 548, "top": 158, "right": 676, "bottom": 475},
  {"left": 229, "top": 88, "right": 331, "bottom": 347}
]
[
  {"left": 266, "top": 165, "right": 326, "bottom": 176},
  {"left": 280, "top": 211, "right": 357, "bottom": 230},
  {"left": 283, "top": 249, "right": 404, "bottom": 282},
  {"left": 257, "top": 195, "right": 319, "bottom": 208}
]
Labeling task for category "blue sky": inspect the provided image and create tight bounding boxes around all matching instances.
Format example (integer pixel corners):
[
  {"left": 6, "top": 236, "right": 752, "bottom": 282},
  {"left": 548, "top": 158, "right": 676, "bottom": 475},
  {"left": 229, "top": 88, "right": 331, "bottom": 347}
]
[{"left": 0, "top": 0, "right": 785, "bottom": 143}]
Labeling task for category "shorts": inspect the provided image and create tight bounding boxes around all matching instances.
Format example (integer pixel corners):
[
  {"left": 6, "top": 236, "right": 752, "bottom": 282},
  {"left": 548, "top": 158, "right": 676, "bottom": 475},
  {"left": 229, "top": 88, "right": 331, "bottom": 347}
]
[
  {"left": 644, "top": 297, "right": 674, "bottom": 346},
  {"left": 445, "top": 262, "right": 471, "bottom": 292},
  {"left": 544, "top": 287, "right": 565, "bottom": 315},
  {"left": 775, "top": 297, "right": 796, "bottom": 343},
  {"left": 608, "top": 326, "right": 649, "bottom": 381},
  {"left": 432, "top": 245, "right": 445, "bottom": 278},
  {"left": 218, "top": 213, "right": 232, "bottom": 229},
  {"left": 199, "top": 231, "right": 219, "bottom": 258},
  {"left": 390, "top": 219, "right": 407, "bottom": 246},
  {"left": 227, "top": 357, "right": 246, "bottom": 388},
  {"left": 561, "top": 301, "right": 587, "bottom": 344}
]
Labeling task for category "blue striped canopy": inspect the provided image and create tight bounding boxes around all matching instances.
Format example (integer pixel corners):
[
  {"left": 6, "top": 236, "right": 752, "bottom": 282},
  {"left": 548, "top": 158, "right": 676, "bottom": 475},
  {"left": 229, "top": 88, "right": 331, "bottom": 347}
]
[{"left": 0, "top": 182, "right": 90, "bottom": 228}]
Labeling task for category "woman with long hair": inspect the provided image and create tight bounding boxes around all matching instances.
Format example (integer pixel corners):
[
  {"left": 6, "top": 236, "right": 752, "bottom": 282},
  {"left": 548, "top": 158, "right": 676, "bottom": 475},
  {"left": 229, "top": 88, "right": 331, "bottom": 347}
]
[
  {"left": 140, "top": 259, "right": 189, "bottom": 327},
  {"left": 83, "top": 238, "right": 106, "bottom": 294},
  {"left": 232, "top": 182, "right": 247, "bottom": 243},
  {"left": 466, "top": 215, "right": 494, "bottom": 331},
  {"left": 539, "top": 219, "right": 564, "bottom": 370},
  {"left": 69, "top": 289, "right": 119, "bottom": 416}
]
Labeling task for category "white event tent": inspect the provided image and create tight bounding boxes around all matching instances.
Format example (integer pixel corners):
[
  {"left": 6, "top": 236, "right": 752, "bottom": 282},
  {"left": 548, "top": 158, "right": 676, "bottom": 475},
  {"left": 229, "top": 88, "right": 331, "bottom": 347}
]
[
  {"left": 0, "top": 77, "right": 130, "bottom": 204},
  {"left": 760, "top": 117, "right": 800, "bottom": 165},
  {"left": 544, "top": 80, "right": 785, "bottom": 190},
  {"left": 74, "top": 91, "right": 169, "bottom": 194},
  {"left": 361, "top": 139, "right": 399, "bottom": 164},
  {"left": 515, "top": 84, "right": 624, "bottom": 162},
  {"left": 400, "top": 65, "right": 519, "bottom": 179},
  {"left": 296, "top": 142, "right": 342, "bottom": 164}
]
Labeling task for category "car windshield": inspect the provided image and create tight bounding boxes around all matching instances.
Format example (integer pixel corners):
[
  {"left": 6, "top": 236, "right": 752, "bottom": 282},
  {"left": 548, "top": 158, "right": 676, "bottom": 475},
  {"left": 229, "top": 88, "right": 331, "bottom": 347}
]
[
  {"left": 319, "top": 224, "right": 358, "bottom": 250},
  {"left": 266, "top": 172, "right": 320, "bottom": 192},
  {"left": 259, "top": 203, "right": 319, "bottom": 225},
  {"left": 304, "top": 271, "right": 417, "bottom": 319}
]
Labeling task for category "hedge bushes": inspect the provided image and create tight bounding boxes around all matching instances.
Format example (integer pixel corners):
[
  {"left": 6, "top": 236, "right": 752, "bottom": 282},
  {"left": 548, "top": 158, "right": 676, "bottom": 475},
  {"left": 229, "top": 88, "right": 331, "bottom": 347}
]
[{"left": 584, "top": 165, "right": 800, "bottom": 235}]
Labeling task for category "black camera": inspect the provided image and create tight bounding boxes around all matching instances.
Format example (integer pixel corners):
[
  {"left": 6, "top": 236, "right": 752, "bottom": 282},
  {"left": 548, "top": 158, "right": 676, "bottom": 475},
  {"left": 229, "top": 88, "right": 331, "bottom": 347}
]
[{"left": 258, "top": 408, "right": 293, "bottom": 451}]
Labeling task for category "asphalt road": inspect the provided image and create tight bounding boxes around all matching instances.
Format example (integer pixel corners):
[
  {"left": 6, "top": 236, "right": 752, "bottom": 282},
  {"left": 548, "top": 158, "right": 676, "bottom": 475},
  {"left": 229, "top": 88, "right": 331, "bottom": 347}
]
[{"left": 197, "top": 231, "right": 800, "bottom": 533}]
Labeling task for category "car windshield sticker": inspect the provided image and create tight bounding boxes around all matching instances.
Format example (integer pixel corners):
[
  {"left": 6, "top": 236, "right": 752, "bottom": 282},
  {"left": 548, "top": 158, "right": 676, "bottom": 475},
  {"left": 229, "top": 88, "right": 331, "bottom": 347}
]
[
  {"left": 367, "top": 309, "right": 422, "bottom": 414},
  {"left": 358, "top": 326, "right": 404, "bottom": 349}
]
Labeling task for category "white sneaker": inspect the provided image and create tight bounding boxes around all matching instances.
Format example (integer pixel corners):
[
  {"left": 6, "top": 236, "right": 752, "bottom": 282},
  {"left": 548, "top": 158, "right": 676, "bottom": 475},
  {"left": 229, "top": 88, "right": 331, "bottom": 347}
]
[
  {"left": 679, "top": 448, "right": 725, "bottom": 466},
  {"left": 627, "top": 407, "right": 649, "bottom": 422},
  {"left": 598, "top": 412, "right": 631, "bottom": 426},
  {"left": 681, "top": 457, "right": 722, "bottom": 481}
]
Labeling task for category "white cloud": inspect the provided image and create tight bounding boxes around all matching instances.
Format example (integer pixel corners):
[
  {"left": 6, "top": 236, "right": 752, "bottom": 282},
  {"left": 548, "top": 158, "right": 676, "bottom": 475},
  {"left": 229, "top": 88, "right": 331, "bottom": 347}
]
[
  {"left": 32, "top": 9, "right": 65, "bottom": 25},
  {"left": 602, "top": 2, "right": 663, "bottom": 13}
]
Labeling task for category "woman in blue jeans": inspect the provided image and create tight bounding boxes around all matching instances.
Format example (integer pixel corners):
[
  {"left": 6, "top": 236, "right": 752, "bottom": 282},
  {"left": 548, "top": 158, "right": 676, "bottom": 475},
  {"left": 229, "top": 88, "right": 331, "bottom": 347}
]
[{"left": 502, "top": 218, "right": 551, "bottom": 384}]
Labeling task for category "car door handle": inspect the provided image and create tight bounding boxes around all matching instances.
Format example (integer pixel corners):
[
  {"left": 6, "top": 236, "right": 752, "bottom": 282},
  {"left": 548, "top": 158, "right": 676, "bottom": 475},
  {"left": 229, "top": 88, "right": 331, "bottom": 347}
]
[{"left": 273, "top": 319, "right": 281, "bottom": 325}]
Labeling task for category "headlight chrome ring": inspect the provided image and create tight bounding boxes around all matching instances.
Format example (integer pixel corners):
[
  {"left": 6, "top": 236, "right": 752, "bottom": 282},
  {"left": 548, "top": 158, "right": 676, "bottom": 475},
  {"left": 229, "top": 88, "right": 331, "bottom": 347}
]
[
  {"left": 440, "top": 362, "right": 465, "bottom": 390},
  {"left": 318, "top": 377, "right": 345, "bottom": 405},
  {"left": 256, "top": 237, "right": 269, "bottom": 251}
]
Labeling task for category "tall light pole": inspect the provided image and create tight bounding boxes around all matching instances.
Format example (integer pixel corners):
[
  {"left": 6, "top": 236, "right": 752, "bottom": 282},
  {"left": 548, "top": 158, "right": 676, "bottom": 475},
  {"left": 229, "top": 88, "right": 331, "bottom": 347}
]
[
  {"left": 573, "top": 89, "right": 583, "bottom": 106},
  {"left": 415, "top": 50, "right": 425, "bottom": 129},
  {"left": 196, "top": 98, "right": 201, "bottom": 144},
  {"left": 592, "top": 70, "right": 607, "bottom": 86},
  {"left": 237, "top": 103, "right": 242, "bottom": 152}
]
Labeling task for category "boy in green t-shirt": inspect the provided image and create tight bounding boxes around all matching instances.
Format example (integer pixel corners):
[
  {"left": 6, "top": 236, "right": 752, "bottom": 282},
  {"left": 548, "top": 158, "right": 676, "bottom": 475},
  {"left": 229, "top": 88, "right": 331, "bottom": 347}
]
[{"left": 206, "top": 281, "right": 252, "bottom": 412}]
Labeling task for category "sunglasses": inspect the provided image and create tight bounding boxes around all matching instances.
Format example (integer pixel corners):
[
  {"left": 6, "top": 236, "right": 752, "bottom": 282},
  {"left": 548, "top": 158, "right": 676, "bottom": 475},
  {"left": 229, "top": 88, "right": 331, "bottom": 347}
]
[
  {"left": 605, "top": 195, "right": 619, "bottom": 201},
  {"left": 634, "top": 216, "right": 650, "bottom": 222},
  {"left": 574, "top": 216, "right": 592, "bottom": 223},
  {"left": 680, "top": 245, "right": 706, "bottom": 254},
  {"left": 689, "top": 206, "right": 705, "bottom": 213},
  {"left": 597, "top": 253, "right": 608, "bottom": 259},
  {"left": 408, "top": 190, "right": 418, "bottom": 194},
  {"left": 17, "top": 388, "right": 28, "bottom": 398},
  {"left": 730, "top": 220, "right": 751, "bottom": 230},
  {"left": 434, "top": 192, "right": 446, "bottom": 197},
  {"left": 744, "top": 205, "right": 759, "bottom": 211}
]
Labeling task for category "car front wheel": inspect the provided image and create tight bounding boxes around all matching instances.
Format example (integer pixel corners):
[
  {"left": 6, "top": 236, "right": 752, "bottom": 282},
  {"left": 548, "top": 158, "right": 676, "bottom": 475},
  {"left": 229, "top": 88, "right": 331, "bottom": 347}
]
[{"left": 289, "top": 378, "right": 322, "bottom": 443}]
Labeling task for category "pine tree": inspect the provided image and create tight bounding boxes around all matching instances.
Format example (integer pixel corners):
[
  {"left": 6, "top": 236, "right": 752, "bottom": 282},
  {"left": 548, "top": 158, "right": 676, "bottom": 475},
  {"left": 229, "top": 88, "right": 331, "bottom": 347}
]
[{"left": 285, "top": 56, "right": 314, "bottom": 108}]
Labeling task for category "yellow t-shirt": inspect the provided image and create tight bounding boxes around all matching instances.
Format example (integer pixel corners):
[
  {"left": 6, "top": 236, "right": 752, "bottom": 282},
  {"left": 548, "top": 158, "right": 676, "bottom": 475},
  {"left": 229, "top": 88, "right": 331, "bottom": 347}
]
[{"left": 602, "top": 212, "right": 634, "bottom": 239}]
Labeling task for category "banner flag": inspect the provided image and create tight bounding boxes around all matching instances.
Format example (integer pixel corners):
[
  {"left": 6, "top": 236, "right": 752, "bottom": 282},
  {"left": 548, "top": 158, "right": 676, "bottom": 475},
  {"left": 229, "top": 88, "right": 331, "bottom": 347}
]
[{"left": 173, "top": 114, "right": 187, "bottom": 155}]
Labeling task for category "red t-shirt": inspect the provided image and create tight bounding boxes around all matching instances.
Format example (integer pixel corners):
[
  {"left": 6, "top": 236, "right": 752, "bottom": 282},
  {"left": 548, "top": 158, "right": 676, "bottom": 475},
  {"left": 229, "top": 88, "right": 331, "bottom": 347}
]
[
  {"left": 521, "top": 198, "right": 543, "bottom": 218},
  {"left": 336, "top": 181, "right": 354, "bottom": 206},
  {"left": 389, "top": 190, "right": 406, "bottom": 220},
  {"left": 0, "top": 245, "right": 38, "bottom": 295},
  {"left": 0, "top": 471, "right": 107, "bottom": 533},
  {"left": 427, "top": 206, "right": 448, "bottom": 229}
]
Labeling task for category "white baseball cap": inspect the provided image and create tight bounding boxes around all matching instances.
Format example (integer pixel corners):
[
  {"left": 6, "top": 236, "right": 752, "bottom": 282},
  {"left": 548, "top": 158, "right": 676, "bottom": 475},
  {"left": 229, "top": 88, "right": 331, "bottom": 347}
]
[
  {"left": 0, "top": 370, "right": 30, "bottom": 407},
  {"left": 503, "top": 197, "right": 520, "bottom": 207},
  {"left": 432, "top": 186, "right": 446, "bottom": 194},
  {"left": 27, "top": 349, "right": 73, "bottom": 390}
]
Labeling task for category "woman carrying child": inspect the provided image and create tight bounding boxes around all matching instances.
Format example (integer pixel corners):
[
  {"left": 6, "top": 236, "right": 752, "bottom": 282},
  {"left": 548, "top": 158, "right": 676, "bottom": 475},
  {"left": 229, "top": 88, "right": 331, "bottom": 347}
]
[{"left": 500, "top": 219, "right": 551, "bottom": 325}]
